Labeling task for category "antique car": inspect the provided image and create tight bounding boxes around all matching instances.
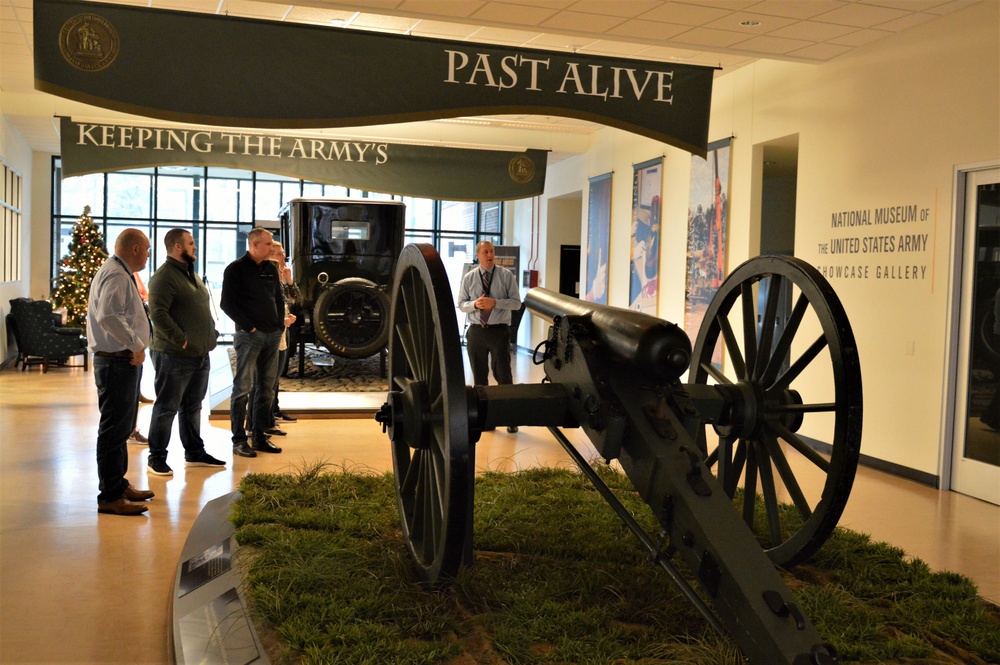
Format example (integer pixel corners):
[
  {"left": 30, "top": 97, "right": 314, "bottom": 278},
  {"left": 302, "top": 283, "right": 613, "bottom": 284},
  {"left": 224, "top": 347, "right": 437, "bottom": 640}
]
[{"left": 278, "top": 198, "right": 405, "bottom": 363}]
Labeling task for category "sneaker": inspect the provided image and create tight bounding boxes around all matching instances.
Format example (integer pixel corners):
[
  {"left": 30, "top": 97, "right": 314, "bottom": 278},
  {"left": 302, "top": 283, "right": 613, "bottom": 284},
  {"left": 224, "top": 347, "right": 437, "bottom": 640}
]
[
  {"left": 147, "top": 458, "right": 173, "bottom": 476},
  {"left": 128, "top": 429, "right": 149, "bottom": 445},
  {"left": 274, "top": 411, "right": 297, "bottom": 423},
  {"left": 185, "top": 452, "right": 226, "bottom": 468}
]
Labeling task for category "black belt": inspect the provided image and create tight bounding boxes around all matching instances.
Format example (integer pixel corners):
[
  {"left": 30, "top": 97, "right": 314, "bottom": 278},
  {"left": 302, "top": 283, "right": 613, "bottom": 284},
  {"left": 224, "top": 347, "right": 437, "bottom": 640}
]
[
  {"left": 94, "top": 350, "right": 133, "bottom": 358},
  {"left": 469, "top": 323, "right": 508, "bottom": 329}
]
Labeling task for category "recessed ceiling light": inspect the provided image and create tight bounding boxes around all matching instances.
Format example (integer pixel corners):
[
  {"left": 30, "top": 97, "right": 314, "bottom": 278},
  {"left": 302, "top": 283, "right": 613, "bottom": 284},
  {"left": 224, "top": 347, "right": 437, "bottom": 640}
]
[
  {"left": 330, "top": 18, "right": 346, "bottom": 26},
  {"left": 740, "top": 20, "right": 761, "bottom": 27}
]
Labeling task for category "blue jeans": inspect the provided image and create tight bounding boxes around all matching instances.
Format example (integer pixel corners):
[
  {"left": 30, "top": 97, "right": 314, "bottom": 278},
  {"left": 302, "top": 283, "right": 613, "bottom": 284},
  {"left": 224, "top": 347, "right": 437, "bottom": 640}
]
[
  {"left": 147, "top": 352, "right": 210, "bottom": 462},
  {"left": 94, "top": 356, "right": 140, "bottom": 504},
  {"left": 230, "top": 330, "right": 281, "bottom": 446},
  {"left": 246, "top": 346, "right": 287, "bottom": 431}
]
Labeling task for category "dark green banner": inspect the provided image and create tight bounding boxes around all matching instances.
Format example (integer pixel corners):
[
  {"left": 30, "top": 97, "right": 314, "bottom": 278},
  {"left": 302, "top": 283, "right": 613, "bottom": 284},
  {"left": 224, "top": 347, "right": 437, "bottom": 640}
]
[
  {"left": 35, "top": 0, "right": 714, "bottom": 156},
  {"left": 59, "top": 118, "right": 547, "bottom": 201}
]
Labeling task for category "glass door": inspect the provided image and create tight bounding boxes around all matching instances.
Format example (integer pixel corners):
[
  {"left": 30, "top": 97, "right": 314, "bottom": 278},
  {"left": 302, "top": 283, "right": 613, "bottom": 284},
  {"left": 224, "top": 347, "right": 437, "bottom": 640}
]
[{"left": 951, "top": 166, "right": 1000, "bottom": 505}]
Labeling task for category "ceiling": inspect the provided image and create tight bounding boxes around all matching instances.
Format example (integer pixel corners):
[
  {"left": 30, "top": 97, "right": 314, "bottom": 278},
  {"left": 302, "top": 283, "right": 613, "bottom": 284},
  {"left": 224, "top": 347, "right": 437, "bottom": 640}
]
[{"left": 0, "top": 0, "right": 981, "bottom": 156}]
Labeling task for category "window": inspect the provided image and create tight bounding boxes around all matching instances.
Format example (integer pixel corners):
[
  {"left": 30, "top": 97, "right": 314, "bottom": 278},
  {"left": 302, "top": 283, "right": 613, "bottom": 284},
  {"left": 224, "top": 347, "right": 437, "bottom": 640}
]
[
  {"left": 2, "top": 159, "right": 23, "bottom": 282},
  {"left": 50, "top": 159, "right": 504, "bottom": 333}
]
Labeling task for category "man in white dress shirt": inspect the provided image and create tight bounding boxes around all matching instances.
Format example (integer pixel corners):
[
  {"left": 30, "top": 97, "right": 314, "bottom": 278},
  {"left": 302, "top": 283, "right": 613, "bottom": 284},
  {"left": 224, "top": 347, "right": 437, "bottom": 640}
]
[
  {"left": 457, "top": 241, "right": 521, "bottom": 433},
  {"left": 87, "top": 228, "right": 154, "bottom": 515}
]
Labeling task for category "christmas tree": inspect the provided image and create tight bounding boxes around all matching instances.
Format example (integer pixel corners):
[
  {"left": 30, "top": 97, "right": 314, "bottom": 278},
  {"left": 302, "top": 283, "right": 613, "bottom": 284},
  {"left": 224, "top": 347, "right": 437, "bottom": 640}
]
[{"left": 51, "top": 206, "right": 108, "bottom": 330}]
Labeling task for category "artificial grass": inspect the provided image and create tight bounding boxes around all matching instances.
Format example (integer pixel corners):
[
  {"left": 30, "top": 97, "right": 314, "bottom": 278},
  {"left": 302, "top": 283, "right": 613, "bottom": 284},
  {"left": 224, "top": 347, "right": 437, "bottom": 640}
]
[{"left": 231, "top": 463, "right": 1000, "bottom": 664}]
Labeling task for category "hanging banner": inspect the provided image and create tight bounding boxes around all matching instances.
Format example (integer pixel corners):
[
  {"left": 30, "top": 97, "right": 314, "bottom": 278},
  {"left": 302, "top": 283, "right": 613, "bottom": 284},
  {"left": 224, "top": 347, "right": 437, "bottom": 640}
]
[
  {"left": 684, "top": 138, "right": 733, "bottom": 361},
  {"left": 584, "top": 173, "right": 612, "bottom": 305},
  {"left": 629, "top": 157, "right": 663, "bottom": 314},
  {"left": 35, "top": 0, "right": 715, "bottom": 157},
  {"left": 58, "top": 118, "right": 547, "bottom": 201}
]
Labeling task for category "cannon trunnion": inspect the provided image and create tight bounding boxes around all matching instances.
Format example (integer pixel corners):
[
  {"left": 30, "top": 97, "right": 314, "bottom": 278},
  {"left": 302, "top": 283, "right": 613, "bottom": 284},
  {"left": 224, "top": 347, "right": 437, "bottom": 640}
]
[{"left": 376, "top": 244, "right": 862, "bottom": 665}]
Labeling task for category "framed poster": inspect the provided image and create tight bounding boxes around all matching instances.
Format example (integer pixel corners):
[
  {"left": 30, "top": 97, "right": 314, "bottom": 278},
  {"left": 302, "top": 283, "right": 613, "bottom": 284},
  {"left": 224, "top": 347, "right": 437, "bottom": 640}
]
[
  {"left": 584, "top": 173, "right": 612, "bottom": 304},
  {"left": 629, "top": 158, "right": 663, "bottom": 313},
  {"left": 685, "top": 139, "right": 732, "bottom": 360}
]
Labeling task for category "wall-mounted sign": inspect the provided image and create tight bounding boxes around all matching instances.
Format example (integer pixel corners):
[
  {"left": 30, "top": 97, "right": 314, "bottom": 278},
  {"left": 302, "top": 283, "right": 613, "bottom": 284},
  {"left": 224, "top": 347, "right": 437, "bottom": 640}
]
[
  {"left": 35, "top": 0, "right": 715, "bottom": 157},
  {"left": 815, "top": 202, "right": 935, "bottom": 283}
]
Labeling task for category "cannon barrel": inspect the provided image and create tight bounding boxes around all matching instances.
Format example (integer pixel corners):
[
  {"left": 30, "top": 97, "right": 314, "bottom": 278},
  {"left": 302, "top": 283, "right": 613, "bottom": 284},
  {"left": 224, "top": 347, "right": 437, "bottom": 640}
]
[{"left": 525, "top": 287, "right": 691, "bottom": 383}]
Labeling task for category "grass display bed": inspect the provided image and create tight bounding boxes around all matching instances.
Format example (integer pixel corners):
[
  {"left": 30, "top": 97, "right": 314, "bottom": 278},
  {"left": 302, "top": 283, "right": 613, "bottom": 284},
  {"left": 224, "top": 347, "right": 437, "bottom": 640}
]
[{"left": 232, "top": 464, "right": 999, "bottom": 665}]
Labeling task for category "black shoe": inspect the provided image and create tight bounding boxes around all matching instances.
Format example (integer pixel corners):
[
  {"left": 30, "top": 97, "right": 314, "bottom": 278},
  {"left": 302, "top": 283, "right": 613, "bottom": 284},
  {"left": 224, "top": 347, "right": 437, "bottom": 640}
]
[
  {"left": 275, "top": 411, "right": 297, "bottom": 423},
  {"left": 186, "top": 451, "right": 226, "bottom": 468},
  {"left": 264, "top": 427, "right": 287, "bottom": 436},
  {"left": 253, "top": 439, "right": 283, "bottom": 454},
  {"left": 506, "top": 426, "right": 519, "bottom": 433},
  {"left": 233, "top": 442, "right": 257, "bottom": 458}
]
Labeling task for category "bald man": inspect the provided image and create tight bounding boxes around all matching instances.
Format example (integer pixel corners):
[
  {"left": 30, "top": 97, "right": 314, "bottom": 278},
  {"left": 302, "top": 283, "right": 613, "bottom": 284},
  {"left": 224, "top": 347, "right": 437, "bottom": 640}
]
[{"left": 87, "top": 228, "right": 154, "bottom": 516}]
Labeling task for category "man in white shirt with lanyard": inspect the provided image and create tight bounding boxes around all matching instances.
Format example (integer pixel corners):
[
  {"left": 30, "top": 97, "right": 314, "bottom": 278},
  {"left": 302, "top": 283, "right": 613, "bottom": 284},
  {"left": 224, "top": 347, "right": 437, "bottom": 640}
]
[
  {"left": 87, "top": 228, "right": 154, "bottom": 515},
  {"left": 457, "top": 241, "right": 521, "bottom": 433}
]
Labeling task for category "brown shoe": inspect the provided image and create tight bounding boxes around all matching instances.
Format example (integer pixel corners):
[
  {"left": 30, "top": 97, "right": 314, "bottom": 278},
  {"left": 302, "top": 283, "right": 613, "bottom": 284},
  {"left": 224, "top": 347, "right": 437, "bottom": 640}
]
[
  {"left": 124, "top": 484, "right": 154, "bottom": 501},
  {"left": 98, "top": 498, "right": 149, "bottom": 515}
]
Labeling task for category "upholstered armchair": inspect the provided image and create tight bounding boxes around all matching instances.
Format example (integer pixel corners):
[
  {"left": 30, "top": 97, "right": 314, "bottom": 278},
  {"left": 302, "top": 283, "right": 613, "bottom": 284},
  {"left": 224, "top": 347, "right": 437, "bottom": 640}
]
[{"left": 7, "top": 298, "right": 89, "bottom": 372}]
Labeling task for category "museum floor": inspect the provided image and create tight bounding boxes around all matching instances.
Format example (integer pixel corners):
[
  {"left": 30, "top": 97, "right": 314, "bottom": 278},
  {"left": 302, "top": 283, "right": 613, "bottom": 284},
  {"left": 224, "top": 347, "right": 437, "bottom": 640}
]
[{"left": 1, "top": 355, "right": 997, "bottom": 665}]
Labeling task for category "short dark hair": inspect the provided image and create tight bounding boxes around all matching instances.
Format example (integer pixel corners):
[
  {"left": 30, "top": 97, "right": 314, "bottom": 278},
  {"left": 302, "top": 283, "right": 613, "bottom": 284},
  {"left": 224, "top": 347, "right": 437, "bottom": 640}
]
[
  {"left": 164, "top": 228, "right": 190, "bottom": 250},
  {"left": 247, "top": 227, "right": 271, "bottom": 244}
]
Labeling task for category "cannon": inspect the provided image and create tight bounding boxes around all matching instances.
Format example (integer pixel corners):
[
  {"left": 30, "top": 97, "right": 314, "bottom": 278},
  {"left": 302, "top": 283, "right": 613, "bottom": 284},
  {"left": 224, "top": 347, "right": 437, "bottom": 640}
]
[{"left": 376, "top": 244, "right": 862, "bottom": 665}]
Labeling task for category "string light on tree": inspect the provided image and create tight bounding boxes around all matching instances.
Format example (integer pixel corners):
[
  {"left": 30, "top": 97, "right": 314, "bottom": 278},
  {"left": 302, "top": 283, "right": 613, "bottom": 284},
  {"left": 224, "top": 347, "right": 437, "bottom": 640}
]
[{"left": 51, "top": 206, "right": 108, "bottom": 330}]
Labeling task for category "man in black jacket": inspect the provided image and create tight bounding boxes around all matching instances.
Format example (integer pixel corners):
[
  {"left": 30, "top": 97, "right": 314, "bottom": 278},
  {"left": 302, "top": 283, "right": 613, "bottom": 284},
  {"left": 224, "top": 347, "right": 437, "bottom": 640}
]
[
  {"left": 146, "top": 228, "right": 224, "bottom": 476},
  {"left": 221, "top": 228, "right": 285, "bottom": 457}
]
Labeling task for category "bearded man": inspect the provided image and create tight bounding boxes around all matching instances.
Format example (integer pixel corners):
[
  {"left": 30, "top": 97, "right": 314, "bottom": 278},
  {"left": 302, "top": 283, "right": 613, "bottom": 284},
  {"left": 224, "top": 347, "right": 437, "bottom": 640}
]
[{"left": 145, "top": 228, "right": 224, "bottom": 476}]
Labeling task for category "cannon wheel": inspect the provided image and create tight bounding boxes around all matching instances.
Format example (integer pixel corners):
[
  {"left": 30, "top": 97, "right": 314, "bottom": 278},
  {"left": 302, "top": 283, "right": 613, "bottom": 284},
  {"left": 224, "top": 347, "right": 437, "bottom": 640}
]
[
  {"left": 313, "top": 277, "right": 391, "bottom": 359},
  {"left": 689, "top": 255, "right": 862, "bottom": 567},
  {"left": 384, "top": 245, "right": 474, "bottom": 584}
]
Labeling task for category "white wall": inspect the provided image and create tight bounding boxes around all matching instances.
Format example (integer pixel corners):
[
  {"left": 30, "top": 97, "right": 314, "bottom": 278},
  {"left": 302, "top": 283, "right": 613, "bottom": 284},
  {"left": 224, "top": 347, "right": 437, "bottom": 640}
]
[{"left": 520, "top": 0, "right": 999, "bottom": 480}]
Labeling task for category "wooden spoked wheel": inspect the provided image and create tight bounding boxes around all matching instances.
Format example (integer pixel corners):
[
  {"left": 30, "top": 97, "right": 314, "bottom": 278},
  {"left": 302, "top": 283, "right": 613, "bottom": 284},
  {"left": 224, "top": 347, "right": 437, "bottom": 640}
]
[
  {"left": 378, "top": 244, "right": 474, "bottom": 585},
  {"left": 689, "top": 255, "right": 863, "bottom": 567}
]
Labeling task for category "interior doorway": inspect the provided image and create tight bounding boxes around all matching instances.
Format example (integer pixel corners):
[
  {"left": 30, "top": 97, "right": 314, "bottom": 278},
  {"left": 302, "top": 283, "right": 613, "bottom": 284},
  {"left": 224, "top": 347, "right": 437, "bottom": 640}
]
[
  {"left": 755, "top": 135, "right": 799, "bottom": 373},
  {"left": 759, "top": 135, "right": 799, "bottom": 256},
  {"left": 949, "top": 164, "right": 1000, "bottom": 505},
  {"left": 558, "top": 245, "right": 581, "bottom": 298}
]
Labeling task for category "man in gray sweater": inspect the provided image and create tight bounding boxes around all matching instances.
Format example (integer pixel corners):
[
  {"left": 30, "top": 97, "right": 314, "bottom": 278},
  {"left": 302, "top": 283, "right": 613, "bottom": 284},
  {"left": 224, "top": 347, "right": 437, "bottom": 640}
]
[{"left": 145, "top": 228, "right": 224, "bottom": 476}]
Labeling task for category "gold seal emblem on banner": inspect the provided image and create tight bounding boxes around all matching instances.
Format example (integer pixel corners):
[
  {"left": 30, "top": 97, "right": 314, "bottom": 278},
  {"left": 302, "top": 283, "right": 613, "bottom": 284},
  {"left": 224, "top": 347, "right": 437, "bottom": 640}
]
[
  {"left": 59, "top": 14, "right": 120, "bottom": 72},
  {"left": 508, "top": 155, "right": 535, "bottom": 184}
]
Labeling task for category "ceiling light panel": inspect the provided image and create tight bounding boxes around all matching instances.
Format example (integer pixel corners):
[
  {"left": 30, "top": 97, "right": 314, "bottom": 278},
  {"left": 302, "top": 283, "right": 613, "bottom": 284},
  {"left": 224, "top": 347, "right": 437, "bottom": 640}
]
[
  {"left": 542, "top": 10, "right": 627, "bottom": 33},
  {"left": 638, "top": 2, "right": 732, "bottom": 26},
  {"left": 471, "top": 2, "right": 560, "bottom": 26},
  {"left": 397, "top": 0, "right": 484, "bottom": 19}
]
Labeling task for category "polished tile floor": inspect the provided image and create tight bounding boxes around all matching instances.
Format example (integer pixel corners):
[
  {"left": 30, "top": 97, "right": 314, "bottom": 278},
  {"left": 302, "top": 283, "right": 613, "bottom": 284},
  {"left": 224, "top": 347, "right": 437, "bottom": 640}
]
[{"left": 1, "top": 356, "right": 997, "bottom": 665}]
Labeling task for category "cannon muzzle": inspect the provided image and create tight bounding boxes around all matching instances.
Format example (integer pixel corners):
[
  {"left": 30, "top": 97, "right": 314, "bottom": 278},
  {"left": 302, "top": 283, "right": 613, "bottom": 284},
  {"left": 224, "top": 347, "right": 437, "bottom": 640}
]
[{"left": 525, "top": 287, "right": 691, "bottom": 384}]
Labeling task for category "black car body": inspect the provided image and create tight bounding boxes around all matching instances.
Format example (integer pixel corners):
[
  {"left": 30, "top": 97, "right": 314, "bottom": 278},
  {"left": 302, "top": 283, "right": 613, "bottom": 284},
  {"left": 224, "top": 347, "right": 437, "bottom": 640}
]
[{"left": 279, "top": 198, "right": 405, "bottom": 359}]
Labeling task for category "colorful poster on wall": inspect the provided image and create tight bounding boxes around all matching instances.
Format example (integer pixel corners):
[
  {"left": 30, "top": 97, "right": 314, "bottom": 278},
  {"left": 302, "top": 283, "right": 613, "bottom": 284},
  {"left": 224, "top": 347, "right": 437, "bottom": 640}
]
[
  {"left": 629, "top": 158, "right": 663, "bottom": 313},
  {"left": 584, "top": 173, "right": 612, "bottom": 304},
  {"left": 684, "top": 140, "right": 732, "bottom": 359}
]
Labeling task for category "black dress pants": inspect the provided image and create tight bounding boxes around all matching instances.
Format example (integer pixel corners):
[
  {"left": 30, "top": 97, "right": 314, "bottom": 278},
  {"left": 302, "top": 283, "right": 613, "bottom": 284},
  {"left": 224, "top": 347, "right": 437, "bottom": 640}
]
[{"left": 466, "top": 324, "right": 512, "bottom": 386}]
